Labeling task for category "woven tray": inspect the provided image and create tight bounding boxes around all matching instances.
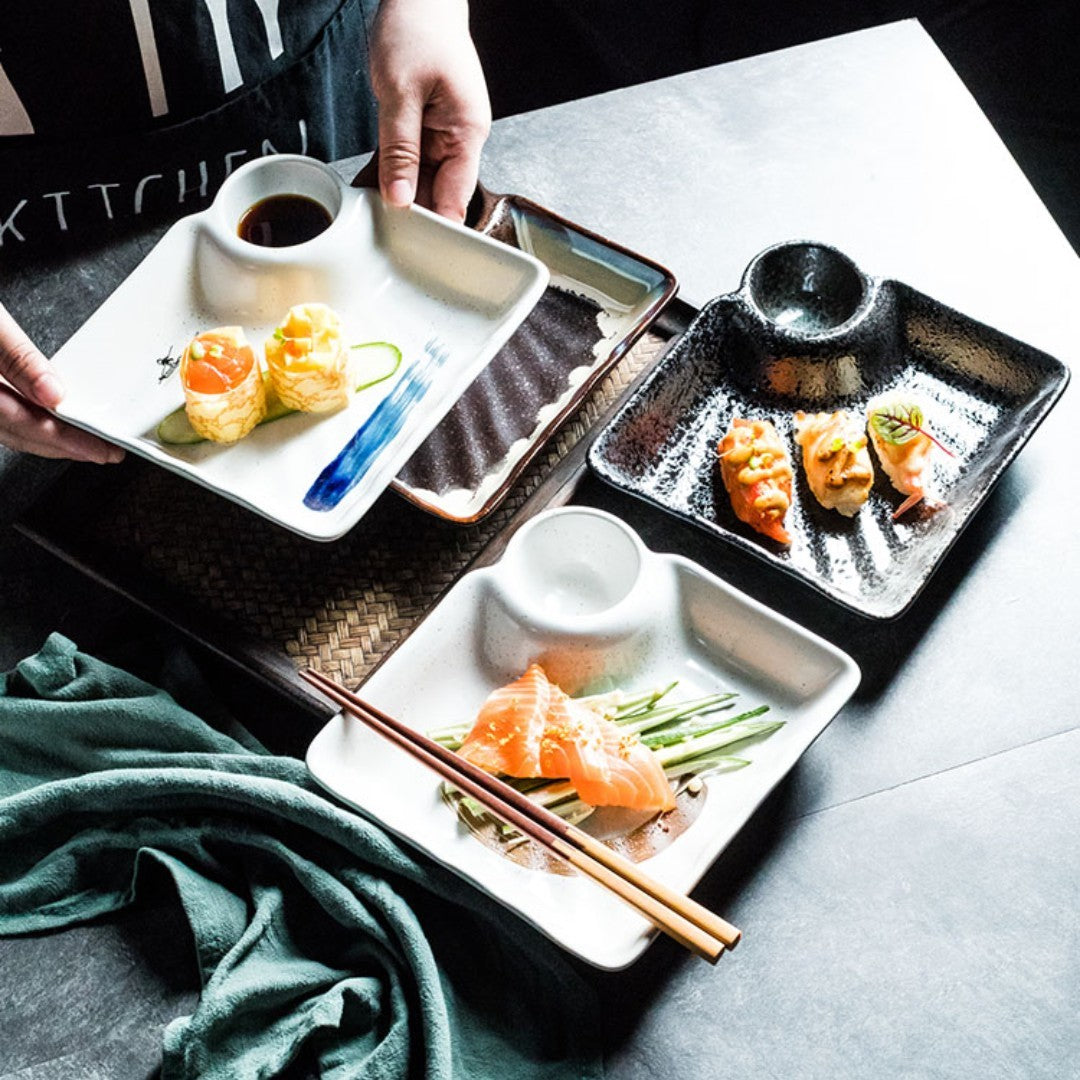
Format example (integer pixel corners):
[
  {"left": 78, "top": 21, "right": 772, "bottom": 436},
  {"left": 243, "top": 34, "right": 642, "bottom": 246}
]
[{"left": 21, "top": 331, "right": 673, "bottom": 704}]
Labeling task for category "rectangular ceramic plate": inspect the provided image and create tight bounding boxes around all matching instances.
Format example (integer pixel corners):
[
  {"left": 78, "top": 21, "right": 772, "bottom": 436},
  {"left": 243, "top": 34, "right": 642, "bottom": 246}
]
[
  {"left": 392, "top": 191, "right": 678, "bottom": 522},
  {"left": 306, "top": 526, "right": 859, "bottom": 970},
  {"left": 48, "top": 188, "right": 547, "bottom": 541},
  {"left": 588, "top": 285, "right": 1070, "bottom": 618}
]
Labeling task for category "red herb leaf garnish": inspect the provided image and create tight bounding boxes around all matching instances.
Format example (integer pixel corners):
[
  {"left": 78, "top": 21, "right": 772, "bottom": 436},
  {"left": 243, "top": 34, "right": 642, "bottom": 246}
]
[{"left": 869, "top": 400, "right": 954, "bottom": 456}]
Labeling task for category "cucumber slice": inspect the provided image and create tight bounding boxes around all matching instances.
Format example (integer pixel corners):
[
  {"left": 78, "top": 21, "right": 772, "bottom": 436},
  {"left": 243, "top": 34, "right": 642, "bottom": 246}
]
[
  {"left": 351, "top": 341, "right": 402, "bottom": 389},
  {"left": 155, "top": 407, "right": 204, "bottom": 445},
  {"left": 156, "top": 343, "right": 402, "bottom": 445},
  {"left": 156, "top": 373, "right": 292, "bottom": 445}
]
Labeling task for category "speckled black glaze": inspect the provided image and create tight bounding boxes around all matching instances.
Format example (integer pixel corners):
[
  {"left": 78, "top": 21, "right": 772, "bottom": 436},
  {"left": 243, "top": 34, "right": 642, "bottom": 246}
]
[
  {"left": 396, "top": 287, "right": 604, "bottom": 496},
  {"left": 727, "top": 241, "right": 906, "bottom": 402},
  {"left": 589, "top": 241, "right": 1071, "bottom": 619}
]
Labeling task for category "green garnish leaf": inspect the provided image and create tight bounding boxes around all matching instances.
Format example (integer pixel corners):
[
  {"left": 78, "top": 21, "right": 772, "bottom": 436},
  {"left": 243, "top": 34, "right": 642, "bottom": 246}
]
[
  {"left": 869, "top": 400, "right": 925, "bottom": 445},
  {"left": 869, "top": 400, "right": 954, "bottom": 455},
  {"left": 272, "top": 328, "right": 286, "bottom": 342}
]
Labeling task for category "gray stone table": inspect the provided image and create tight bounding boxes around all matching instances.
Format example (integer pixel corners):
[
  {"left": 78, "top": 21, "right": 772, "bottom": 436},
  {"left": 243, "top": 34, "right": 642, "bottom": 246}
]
[
  {"left": 2, "top": 18, "right": 1078, "bottom": 1080},
  {"left": 484, "top": 18, "right": 1080, "bottom": 1079}
]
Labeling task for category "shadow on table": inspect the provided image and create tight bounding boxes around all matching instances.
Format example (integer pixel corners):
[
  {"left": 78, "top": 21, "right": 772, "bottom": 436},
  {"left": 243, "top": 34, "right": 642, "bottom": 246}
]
[{"left": 585, "top": 771, "right": 798, "bottom": 1051}]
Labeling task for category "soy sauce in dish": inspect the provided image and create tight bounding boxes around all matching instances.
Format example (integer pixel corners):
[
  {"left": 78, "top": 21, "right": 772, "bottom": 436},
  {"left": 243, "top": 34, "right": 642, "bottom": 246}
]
[{"left": 238, "top": 194, "right": 333, "bottom": 247}]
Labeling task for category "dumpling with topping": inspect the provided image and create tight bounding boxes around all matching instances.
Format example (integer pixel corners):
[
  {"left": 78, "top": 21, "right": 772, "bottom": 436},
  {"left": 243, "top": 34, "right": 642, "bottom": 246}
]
[
  {"left": 794, "top": 409, "right": 874, "bottom": 517},
  {"left": 265, "top": 302, "right": 351, "bottom": 413},
  {"left": 867, "top": 393, "right": 950, "bottom": 518},
  {"left": 717, "top": 417, "right": 793, "bottom": 544}
]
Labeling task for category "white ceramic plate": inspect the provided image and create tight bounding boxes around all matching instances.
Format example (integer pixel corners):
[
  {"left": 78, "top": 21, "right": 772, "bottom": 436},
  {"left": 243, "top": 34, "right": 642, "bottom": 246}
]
[
  {"left": 48, "top": 155, "right": 548, "bottom": 541},
  {"left": 307, "top": 506, "right": 860, "bottom": 969}
]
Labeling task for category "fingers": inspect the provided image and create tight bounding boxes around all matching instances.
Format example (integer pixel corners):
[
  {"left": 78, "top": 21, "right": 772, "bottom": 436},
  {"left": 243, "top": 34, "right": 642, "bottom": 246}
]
[
  {"left": 0, "top": 302, "right": 123, "bottom": 463},
  {"left": 376, "top": 88, "right": 425, "bottom": 210},
  {"left": 369, "top": 0, "right": 491, "bottom": 223},
  {"left": 379, "top": 104, "right": 487, "bottom": 223},
  {"left": 0, "top": 384, "right": 123, "bottom": 462},
  {"left": 428, "top": 132, "right": 485, "bottom": 223},
  {"left": 0, "top": 301, "right": 62, "bottom": 408}
]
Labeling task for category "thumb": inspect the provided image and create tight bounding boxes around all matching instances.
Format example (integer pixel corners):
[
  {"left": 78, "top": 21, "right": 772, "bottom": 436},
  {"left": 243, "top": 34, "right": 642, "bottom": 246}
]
[
  {"left": 0, "top": 302, "right": 63, "bottom": 408},
  {"left": 377, "top": 89, "right": 425, "bottom": 209}
]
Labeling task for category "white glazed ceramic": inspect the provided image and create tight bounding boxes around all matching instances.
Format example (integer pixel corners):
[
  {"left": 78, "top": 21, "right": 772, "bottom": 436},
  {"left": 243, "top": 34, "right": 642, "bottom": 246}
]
[
  {"left": 48, "top": 155, "right": 549, "bottom": 541},
  {"left": 306, "top": 506, "right": 861, "bottom": 969},
  {"left": 480, "top": 508, "right": 657, "bottom": 680},
  {"left": 195, "top": 155, "right": 351, "bottom": 321}
]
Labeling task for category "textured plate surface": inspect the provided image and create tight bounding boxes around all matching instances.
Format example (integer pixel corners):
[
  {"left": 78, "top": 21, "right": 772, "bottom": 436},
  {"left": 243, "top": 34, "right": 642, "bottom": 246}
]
[
  {"left": 589, "top": 264, "right": 1070, "bottom": 619},
  {"left": 48, "top": 176, "right": 547, "bottom": 542},
  {"left": 392, "top": 192, "right": 677, "bottom": 522},
  {"left": 306, "top": 507, "right": 859, "bottom": 969}
]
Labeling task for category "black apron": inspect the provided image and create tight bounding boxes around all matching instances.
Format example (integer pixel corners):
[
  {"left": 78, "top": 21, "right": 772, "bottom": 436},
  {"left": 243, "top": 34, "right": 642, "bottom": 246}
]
[{"left": 0, "top": 0, "right": 379, "bottom": 257}]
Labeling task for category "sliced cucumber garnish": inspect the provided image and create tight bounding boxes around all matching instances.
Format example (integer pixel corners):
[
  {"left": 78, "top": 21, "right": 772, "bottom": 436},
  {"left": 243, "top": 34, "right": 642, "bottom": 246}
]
[
  {"left": 156, "top": 408, "right": 205, "bottom": 445},
  {"left": 351, "top": 341, "right": 402, "bottom": 390}
]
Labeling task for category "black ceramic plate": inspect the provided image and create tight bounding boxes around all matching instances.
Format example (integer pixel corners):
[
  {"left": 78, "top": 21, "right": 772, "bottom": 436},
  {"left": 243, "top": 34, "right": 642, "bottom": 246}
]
[{"left": 588, "top": 241, "right": 1070, "bottom": 619}]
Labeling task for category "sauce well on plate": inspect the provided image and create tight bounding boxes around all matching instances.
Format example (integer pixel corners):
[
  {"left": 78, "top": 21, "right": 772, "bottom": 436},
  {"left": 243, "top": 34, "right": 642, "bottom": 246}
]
[{"left": 238, "top": 194, "right": 333, "bottom": 247}]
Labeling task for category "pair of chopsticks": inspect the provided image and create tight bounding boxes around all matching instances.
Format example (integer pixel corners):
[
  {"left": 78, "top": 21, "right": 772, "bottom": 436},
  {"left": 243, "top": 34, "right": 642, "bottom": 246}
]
[{"left": 301, "top": 668, "right": 741, "bottom": 963}]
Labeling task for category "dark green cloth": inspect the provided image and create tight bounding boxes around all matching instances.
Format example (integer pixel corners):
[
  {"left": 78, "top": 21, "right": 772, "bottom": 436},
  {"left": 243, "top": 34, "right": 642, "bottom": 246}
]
[{"left": 0, "top": 634, "right": 601, "bottom": 1079}]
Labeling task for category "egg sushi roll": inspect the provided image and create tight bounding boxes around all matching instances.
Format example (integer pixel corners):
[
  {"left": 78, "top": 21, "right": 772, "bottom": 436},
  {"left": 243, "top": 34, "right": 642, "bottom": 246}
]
[
  {"left": 180, "top": 326, "right": 266, "bottom": 444},
  {"left": 794, "top": 409, "right": 874, "bottom": 517},
  {"left": 265, "top": 302, "right": 351, "bottom": 413}
]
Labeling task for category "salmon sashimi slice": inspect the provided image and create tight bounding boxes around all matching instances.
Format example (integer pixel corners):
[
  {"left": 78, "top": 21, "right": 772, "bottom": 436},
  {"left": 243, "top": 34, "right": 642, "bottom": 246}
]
[
  {"left": 571, "top": 721, "right": 676, "bottom": 813},
  {"left": 458, "top": 664, "right": 676, "bottom": 814},
  {"left": 182, "top": 329, "right": 256, "bottom": 394},
  {"left": 457, "top": 663, "right": 551, "bottom": 776},
  {"left": 539, "top": 686, "right": 616, "bottom": 786}
]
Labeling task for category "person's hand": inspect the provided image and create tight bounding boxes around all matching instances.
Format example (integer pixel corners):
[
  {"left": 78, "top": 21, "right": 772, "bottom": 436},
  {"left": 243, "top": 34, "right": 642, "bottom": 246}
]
[
  {"left": 0, "top": 302, "right": 123, "bottom": 462},
  {"left": 369, "top": 0, "right": 491, "bottom": 223}
]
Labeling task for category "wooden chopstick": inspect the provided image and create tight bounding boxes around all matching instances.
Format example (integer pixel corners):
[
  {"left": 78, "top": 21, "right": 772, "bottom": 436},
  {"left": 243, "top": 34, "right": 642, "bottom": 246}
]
[
  {"left": 301, "top": 668, "right": 740, "bottom": 962},
  {"left": 302, "top": 670, "right": 727, "bottom": 961}
]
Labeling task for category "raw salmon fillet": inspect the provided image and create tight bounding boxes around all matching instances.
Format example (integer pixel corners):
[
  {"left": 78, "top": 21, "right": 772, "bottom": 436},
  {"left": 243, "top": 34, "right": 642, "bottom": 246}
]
[
  {"left": 457, "top": 664, "right": 551, "bottom": 776},
  {"left": 458, "top": 664, "right": 675, "bottom": 813}
]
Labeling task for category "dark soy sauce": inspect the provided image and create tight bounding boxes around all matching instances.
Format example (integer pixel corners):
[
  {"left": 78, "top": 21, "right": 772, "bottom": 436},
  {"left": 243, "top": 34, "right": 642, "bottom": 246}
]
[{"left": 238, "top": 194, "right": 333, "bottom": 247}]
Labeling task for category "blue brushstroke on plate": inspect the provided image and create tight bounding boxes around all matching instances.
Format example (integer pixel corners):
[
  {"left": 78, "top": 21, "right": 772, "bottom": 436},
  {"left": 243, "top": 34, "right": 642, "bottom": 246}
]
[{"left": 304, "top": 338, "right": 450, "bottom": 512}]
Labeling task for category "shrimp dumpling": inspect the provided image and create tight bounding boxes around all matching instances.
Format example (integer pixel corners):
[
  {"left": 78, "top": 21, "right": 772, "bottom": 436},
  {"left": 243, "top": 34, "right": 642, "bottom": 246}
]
[{"left": 794, "top": 409, "right": 874, "bottom": 517}]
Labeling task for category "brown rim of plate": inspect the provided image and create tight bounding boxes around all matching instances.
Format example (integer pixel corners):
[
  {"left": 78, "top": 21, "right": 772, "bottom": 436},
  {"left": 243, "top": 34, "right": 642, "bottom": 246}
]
[{"left": 351, "top": 170, "right": 679, "bottom": 525}]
